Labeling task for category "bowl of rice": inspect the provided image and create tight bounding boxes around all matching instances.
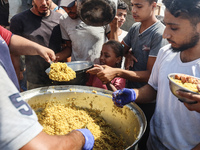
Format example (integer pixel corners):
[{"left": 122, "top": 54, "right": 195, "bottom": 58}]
[
  {"left": 168, "top": 73, "right": 200, "bottom": 104},
  {"left": 45, "top": 61, "right": 93, "bottom": 85}
]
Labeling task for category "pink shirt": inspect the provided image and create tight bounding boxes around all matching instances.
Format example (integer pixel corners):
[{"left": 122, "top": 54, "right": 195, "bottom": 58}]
[{"left": 86, "top": 75, "right": 126, "bottom": 90}]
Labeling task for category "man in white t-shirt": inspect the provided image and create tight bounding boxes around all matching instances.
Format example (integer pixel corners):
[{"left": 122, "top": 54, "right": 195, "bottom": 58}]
[
  {"left": 112, "top": 0, "right": 200, "bottom": 149},
  {"left": 89, "top": 0, "right": 168, "bottom": 149}
]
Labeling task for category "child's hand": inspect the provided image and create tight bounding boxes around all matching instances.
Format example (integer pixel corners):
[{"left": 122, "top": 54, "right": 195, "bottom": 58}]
[{"left": 86, "top": 64, "right": 104, "bottom": 75}]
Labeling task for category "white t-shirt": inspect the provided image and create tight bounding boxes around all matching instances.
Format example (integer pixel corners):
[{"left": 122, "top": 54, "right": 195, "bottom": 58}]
[
  {"left": 60, "top": 14, "right": 110, "bottom": 64},
  {"left": 118, "top": 29, "right": 128, "bottom": 42},
  {"left": 0, "top": 65, "right": 43, "bottom": 150},
  {"left": 118, "top": 29, "right": 128, "bottom": 69},
  {"left": 147, "top": 44, "right": 200, "bottom": 150}
]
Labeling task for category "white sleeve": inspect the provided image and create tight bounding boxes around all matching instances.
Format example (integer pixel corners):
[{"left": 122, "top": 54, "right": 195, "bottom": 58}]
[
  {"left": 60, "top": 14, "right": 70, "bottom": 40},
  {"left": 148, "top": 44, "right": 171, "bottom": 91},
  {"left": 148, "top": 46, "right": 165, "bottom": 90},
  {"left": 0, "top": 65, "right": 43, "bottom": 150}
]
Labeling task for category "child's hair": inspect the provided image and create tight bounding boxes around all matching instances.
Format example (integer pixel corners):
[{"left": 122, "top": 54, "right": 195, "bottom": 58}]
[
  {"left": 118, "top": 0, "right": 129, "bottom": 11},
  {"left": 103, "top": 40, "right": 124, "bottom": 67}
]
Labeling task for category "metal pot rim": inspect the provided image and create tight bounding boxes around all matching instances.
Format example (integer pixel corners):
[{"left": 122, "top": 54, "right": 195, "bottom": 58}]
[{"left": 21, "top": 85, "right": 147, "bottom": 149}]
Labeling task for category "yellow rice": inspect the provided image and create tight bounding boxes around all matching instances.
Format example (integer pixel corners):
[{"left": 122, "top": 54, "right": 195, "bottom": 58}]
[
  {"left": 49, "top": 62, "right": 76, "bottom": 81},
  {"left": 31, "top": 101, "right": 125, "bottom": 150},
  {"left": 171, "top": 78, "right": 200, "bottom": 93}
]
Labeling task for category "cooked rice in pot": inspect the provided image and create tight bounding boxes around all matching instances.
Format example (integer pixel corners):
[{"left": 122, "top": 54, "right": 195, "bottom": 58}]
[{"left": 31, "top": 100, "right": 126, "bottom": 149}]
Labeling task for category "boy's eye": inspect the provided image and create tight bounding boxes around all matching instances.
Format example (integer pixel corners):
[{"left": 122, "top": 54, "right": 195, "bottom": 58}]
[
  {"left": 171, "top": 27, "right": 178, "bottom": 31},
  {"left": 131, "top": 4, "right": 142, "bottom": 8}
]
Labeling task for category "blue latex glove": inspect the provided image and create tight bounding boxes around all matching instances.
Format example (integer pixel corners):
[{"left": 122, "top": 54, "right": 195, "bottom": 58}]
[
  {"left": 112, "top": 88, "right": 136, "bottom": 107},
  {"left": 76, "top": 129, "right": 94, "bottom": 150}
]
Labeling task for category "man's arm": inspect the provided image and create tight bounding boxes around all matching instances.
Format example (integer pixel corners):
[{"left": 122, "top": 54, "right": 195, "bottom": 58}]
[
  {"left": 20, "top": 130, "right": 86, "bottom": 150},
  {"left": 134, "top": 84, "right": 157, "bottom": 103},
  {"left": 106, "top": 82, "right": 118, "bottom": 91},
  {"left": 10, "top": 54, "right": 20, "bottom": 84},
  {"left": 122, "top": 41, "right": 137, "bottom": 70},
  {"left": 9, "top": 34, "right": 56, "bottom": 85},
  {"left": 107, "top": 16, "right": 119, "bottom": 41},
  {"left": 9, "top": 34, "right": 56, "bottom": 63},
  {"left": 96, "top": 56, "right": 156, "bottom": 84},
  {"left": 122, "top": 41, "right": 131, "bottom": 55},
  {"left": 112, "top": 84, "right": 157, "bottom": 107}
]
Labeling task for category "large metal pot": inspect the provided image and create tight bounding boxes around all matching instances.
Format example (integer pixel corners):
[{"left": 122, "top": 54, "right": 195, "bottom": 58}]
[
  {"left": 77, "top": 0, "right": 118, "bottom": 26},
  {"left": 21, "top": 85, "right": 146, "bottom": 150}
]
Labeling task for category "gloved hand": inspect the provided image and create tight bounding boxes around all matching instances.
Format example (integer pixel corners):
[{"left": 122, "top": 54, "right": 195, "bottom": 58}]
[
  {"left": 112, "top": 88, "right": 136, "bottom": 107},
  {"left": 76, "top": 129, "right": 94, "bottom": 150}
]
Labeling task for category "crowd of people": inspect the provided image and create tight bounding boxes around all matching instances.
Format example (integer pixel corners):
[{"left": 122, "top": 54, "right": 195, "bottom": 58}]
[
  {"left": 10, "top": 0, "right": 64, "bottom": 89},
  {"left": 1, "top": 0, "right": 200, "bottom": 149}
]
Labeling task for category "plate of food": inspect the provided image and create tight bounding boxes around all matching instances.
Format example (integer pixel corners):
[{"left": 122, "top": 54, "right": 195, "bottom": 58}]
[
  {"left": 168, "top": 73, "right": 200, "bottom": 104},
  {"left": 47, "top": 62, "right": 76, "bottom": 82},
  {"left": 45, "top": 61, "right": 93, "bottom": 85}
]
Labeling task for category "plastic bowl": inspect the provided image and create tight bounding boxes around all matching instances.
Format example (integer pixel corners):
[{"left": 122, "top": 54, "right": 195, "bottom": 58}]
[{"left": 168, "top": 73, "right": 199, "bottom": 104}]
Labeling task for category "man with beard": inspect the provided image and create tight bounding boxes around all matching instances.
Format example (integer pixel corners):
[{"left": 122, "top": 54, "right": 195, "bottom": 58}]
[
  {"left": 10, "top": 0, "right": 64, "bottom": 90},
  {"left": 57, "top": 0, "right": 111, "bottom": 64},
  {"left": 87, "top": 0, "right": 168, "bottom": 149},
  {"left": 112, "top": 0, "right": 200, "bottom": 149}
]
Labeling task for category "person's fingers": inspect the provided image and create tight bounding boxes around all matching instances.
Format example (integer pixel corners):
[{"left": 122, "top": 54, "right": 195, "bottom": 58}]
[
  {"left": 44, "top": 55, "right": 51, "bottom": 63},
  {"left": 50, "top": 52, "right": 56, "bottom": 61},
  {"left": 93, "top": 64, "right": 101, "bottom": 67},
  {"left": 184, "top": 102, "right": 198, "bottom": 111},
  {"left": 44, "top": 51, "right": 56, "bottom": 63},
  {"left": 101, "top": 65, "right": 108, "bottom": 69},
  {"left": 177, "top": 90, "right": 199, "bottom": 102},
  {"left": 132, "top": 56, "right": 138, "bottom": 62},
  {"left": 113, "top": 101, "right": 123, "bottom": 108}
]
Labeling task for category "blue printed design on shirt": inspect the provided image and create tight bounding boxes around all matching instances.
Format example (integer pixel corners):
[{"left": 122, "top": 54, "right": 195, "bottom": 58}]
[{"left": 9, "top": 93, "right": 33, "bottom": 116}]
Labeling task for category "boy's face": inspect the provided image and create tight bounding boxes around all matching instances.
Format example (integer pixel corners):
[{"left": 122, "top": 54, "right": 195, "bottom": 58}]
[
  {"left": 163, "top": 9, "right": 200, "bottom": 52},
  {"left": 116, "top": 9, "right": 127, "bottom": 28},
  {"left": 131, "top": 0, "right": 155, "bottom": 22}
]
